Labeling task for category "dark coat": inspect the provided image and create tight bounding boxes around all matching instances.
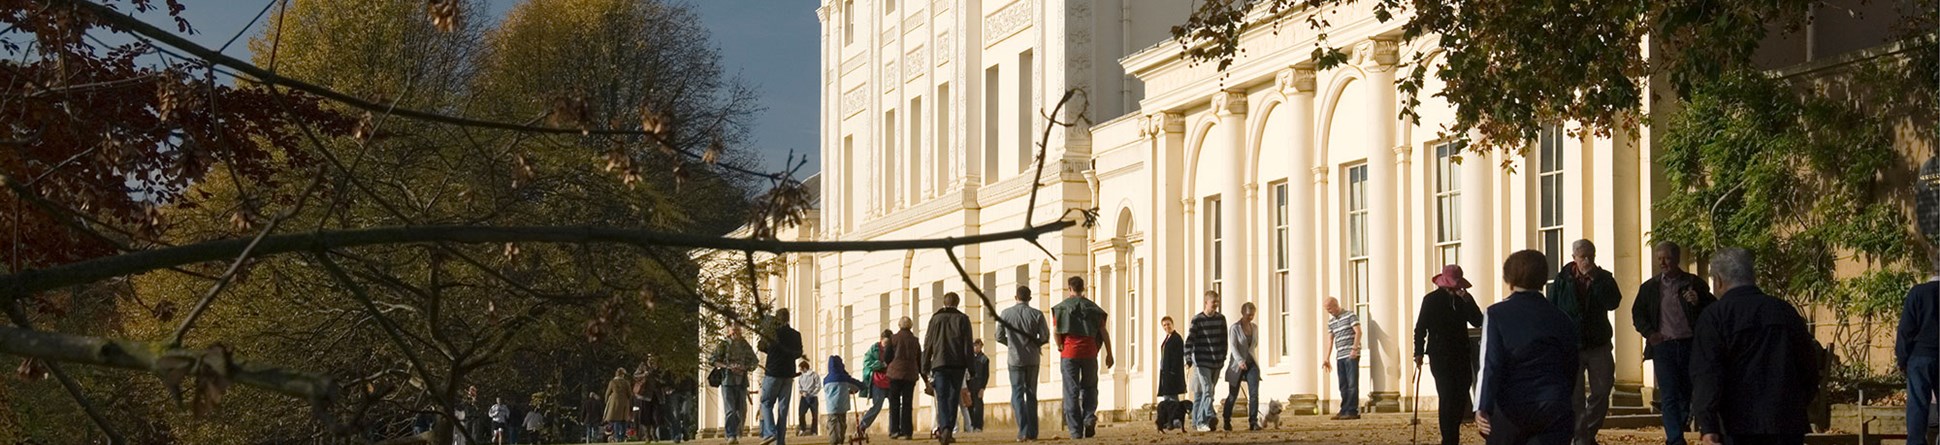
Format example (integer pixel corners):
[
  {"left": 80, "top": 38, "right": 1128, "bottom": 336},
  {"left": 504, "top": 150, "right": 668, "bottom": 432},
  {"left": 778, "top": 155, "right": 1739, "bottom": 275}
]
[
  {"left": 967, "top": 353, "right": 990, "bottom": 391},
  {"left": 923, "top": 307, "right": 974, "bottom": 370},
  {"left": 1547, "top": 265, "right": 1624, "bottom": 350},
  {"left": 1898, "top": 281, "right": 1940, "bottom": 369},
  {"left": 1414, "top": 288, "right": 1484, "bottom": 359},
  {"left": 1632, "top": 270, "right": 1715, "bottom": 358},
  {"left": 760, "top": 323, "right": 804, "bottom": 378},
  {"left": 1692, "top": 285, "right": 1821, "bottom": 437},
  {"left": 1158, "top": 332, "right": 1187, "bottom": 397},
  {"left": 886, "top": 328, "right": 923, "bottom": 381},
  {"left": 1477, "top": 291, "right": 1580, "bottom": 414}
]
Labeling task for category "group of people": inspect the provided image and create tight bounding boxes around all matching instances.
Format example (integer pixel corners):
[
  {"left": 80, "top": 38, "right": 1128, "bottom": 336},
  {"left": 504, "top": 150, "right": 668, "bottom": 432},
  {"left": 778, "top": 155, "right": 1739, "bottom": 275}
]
[
  {"left": 679, "top": 239, "right": 1935, "bottom": 445},
  {"left": 585, "top": 359, "right": 697, "bottom": 443}
]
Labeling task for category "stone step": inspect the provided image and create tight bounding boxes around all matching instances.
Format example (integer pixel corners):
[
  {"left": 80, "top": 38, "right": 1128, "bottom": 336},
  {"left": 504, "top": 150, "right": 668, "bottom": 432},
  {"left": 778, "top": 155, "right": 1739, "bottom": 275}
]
[{"left": 1601, "top": 414, "right": 1663, "bottom": 430}]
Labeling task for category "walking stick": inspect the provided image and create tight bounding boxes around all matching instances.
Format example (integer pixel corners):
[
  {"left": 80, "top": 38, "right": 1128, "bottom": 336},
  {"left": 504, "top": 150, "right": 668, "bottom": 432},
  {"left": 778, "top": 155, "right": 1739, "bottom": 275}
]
[{"left": 1410, "top": 359, "right": 1424, "bottom": 445}]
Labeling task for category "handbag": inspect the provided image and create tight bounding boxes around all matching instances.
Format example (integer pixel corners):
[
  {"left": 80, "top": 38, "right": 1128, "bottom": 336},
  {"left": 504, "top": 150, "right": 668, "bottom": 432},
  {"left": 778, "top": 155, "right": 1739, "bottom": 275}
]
[
  {"left": 958, "top": 388, "right": 973, "bottom": 408},
  {"left": 706, "top": 368, "right": 725, "bottom": 387}
]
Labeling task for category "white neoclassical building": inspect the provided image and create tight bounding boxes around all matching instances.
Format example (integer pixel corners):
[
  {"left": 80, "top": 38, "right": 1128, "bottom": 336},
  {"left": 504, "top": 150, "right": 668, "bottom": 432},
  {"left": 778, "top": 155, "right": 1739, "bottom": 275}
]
[{"left": 694, "top": 0, "right": 1919, "bottom": 434}]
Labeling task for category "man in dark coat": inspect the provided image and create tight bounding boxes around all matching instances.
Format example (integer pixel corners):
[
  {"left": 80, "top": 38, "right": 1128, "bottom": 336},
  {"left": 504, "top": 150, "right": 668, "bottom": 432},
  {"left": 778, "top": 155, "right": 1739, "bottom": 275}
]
[
  {"left": 580, "top": 391, "right": 603, "bottom": 443},
  {"left": 757, "top": 308, "right": 804, "bottom": 445},
  {"left": 963, "top": 339, "right": 991, "bottom": 433},
  {"left": 1546, "top": 239, "right": 1624, "bottom": 444},
  {"left": 1158, "top": 316, "right": 1187, "bottom": 401},
  {"left": 1416, "top": 264, "right": 1485, "bottom": 445},
  {"left": 1899, "top": 251, "right": 1939, "bottom": 445},
  {"left": 885, "top": 317, "right": 923, "bottom": 439},
  {"left": 1632, "top": 242, "right": 1714, "bottom": 445},
  {"left": 923, "top": 292, "right": 975, "bottom": 445},
  {"left": 1691, "top": 248, "right": 1820, "bottom": 445}
]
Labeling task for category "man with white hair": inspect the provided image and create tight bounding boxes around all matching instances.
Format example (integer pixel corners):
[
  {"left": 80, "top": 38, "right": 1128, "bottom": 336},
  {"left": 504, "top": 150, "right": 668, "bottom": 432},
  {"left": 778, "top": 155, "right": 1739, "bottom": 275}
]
[
  {"left": 1546, "top": 239, "right": 1624, "bottom": 444},
  {"left": 1690, "top": 247, "right": 1820, "bottom": 445}
]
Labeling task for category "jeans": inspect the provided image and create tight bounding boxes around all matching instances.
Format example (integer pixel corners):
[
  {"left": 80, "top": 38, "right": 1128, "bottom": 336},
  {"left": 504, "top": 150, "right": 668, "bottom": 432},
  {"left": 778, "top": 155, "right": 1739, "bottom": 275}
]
[
  {"left": 1653, "top": 339, "right": 1695, "bottom": 445},
  {"left": 1487, "top": 400, "right": 1573, "bottom": 445},
  {"left": 888, "top": 380, "right": 917, "bottom": 438},
  {"left": 798, "top": 396, "right": 819, "bottom": 435},
  {"left": 1061, "top": 358, "right": 1100, "bottom": 439},
  {"left": 1193, "top": 366, "right": 1220, "bottom": 428},
  {"left": 1222, "top": 365, "right": 1261, "bottom": 428},
  {"left": 1910, "top": 355, "right": 1937, "bottom": 445},
  {"left": 604, "top": 421, "right": 629, "bottom": 443},
  {"left": 1337, "top": 357, "right": 1361, "bottom": 416},
  {"left": 759, "top": 376, "right": 793, "bottom": 444},
  {"left": 1429, "top": 351, "right": 1475, "bottom": 445},
  {"left": 722, "top": 384, "right": 747, "bottom": 440},
  {"left": 1573, "top": 345, "right": 1615, "bottom": 444},
  {"left": 1009, "top": 367, "right": 1040, "bottom": 440},
  {"left": 825, "top": 413, "right": 849, "bottom": 445},
  {"left": 932, "top": 368, "right": 967, "bottom": 434},
  {"left": 858, "top": 386, "right": 887, "bottom": 430},
  {"left": 584, "top": 424, "right": 600, "bottom": 443}
]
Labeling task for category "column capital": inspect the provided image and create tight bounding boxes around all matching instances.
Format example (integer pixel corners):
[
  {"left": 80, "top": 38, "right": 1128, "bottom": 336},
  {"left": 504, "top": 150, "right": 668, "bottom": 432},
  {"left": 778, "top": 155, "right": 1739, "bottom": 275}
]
[
  {"left": 1312, "top": 166, "right": 1330, "bottom": 184},
  {"left": 1354, "top": 38, "right": 1401, "bottom": 72},
  {"left": 816, "top": 5, "right": 831, "bottom": 22},
  {"left": 1213, "top": 90, "right": 1247, "bottom": 117},
  {"left": 1140, "top": 112, "right": 1185, "bottom": 137},
  {"left": 1243, "top": 182, "right": 1259, "bottom": 197},
  {"left": 1181, "top": 197, "right": 1197, "bottom": 210},
  {"left": 1276, "top": 66, "right": 1318, "bottom": 95},
  {"left": 1392, "top": 145, "right": 1413, "bottom": 165}
]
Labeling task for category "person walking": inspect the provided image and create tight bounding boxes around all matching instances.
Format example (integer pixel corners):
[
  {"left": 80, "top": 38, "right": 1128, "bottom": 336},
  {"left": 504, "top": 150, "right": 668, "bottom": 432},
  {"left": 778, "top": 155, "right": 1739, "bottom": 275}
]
[
  {"left": 1631, "top": 242, "right": 1714, "bottom": 445},
  {"left": 1547, "top": 240, "right": 1624, "bottom": 445},
  {"left": 1158, "top": 316, "right": 1187, "bottom": 403},
  {"left": 822, "top": 355, "right": 866, "bottom": 445},
  {"left": 1691, "top": 248, "right": 1821, "bottom": 445},
  {"left": 963, "top": 339, "right": 990, "bottom": 433},
  {"left": 711, "top": 324, "right": 758, "bottom": 444},
  {"left": 996, "top": 285, "right": 1049, "bottom": 441},
  {"left": 1415, "top": 264, "right": 1486, "bottom": 445},
  {"left": 1900, "top": 251, "right": 1939, "bottom": 445},
  {"left": 1187, "top": 292, "right": 1229, "bottom": 431},
  {"left": 924, "top": 292, "right": 975, "bottom": 445},
  {"left": 857, "top": 330, "right": 892, "bottom": 433},
  {"left": 1322, "top": 296, "right": 1362, "bottom": 420},
  {"left": 580, "top": 392, "right": 602, "bottom": 443},
  {"left": 604, "top": 369, "right": 635, "bottom": 443},
  {"left": 758, "top": 309, "right": 805, "bottom": 445},
  {"left": 1477, "top": 250, "right": 1581, "bottom": 445},
  {"left": 886, "top": 317, "right": 923, "bottom": 440},
  {"left": 491, "top": 398, "right": 510, "bottom": 445},
  {"left": 1222, "top": 302, "right": 1263, "bottom": 431},
  {"left": 523, "top": 405, "right": 546, "bottom": 445},
  {"left": 1052, "top": 276, "right": 1114, "bottom": 439},
  {"left": 634, "top": 362, "right": 661, "bottom": 441},
  {"left": 797, "top": 360, "right": 822, "bottom": 436}
]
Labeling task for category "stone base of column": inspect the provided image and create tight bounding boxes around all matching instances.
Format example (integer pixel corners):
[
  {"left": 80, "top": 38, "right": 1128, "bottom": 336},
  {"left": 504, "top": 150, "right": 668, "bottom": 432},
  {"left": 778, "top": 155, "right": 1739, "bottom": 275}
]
[
  {"left": 1612, "top": 382, "right": 1645, "bottom": 408},
  {"left": 1288, "top": 394, "right": 1320, "bottom": 415},
  {"left": 1368, "top": 391, "right": 1403, "bottom": 413}
]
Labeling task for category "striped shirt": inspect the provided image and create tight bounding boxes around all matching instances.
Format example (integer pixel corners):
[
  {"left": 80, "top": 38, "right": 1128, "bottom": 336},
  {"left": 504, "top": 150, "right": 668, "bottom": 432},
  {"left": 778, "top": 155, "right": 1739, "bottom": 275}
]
[
  {"left": 1329, "top": 312, "right": 1359, "bottom": 360},
  {"left": 1188, "top": 312, "right": 1229, "bottom": 369}
]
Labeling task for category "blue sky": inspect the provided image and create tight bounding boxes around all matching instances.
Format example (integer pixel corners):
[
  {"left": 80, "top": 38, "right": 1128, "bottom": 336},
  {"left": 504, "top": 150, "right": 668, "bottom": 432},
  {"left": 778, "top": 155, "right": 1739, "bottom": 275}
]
[{"left": 123, "top": 0, "right": 820, "bottom": 175}]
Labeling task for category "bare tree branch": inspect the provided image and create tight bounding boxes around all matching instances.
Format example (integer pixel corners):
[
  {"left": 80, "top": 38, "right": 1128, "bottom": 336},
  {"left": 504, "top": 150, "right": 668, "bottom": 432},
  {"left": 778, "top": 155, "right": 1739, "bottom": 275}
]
[
  {"left": 0, "top": 323, "right": 336, "bottom": 402},
  {"left": 3, "top": 302, "right": 126, "bottom": 444},
  {"left": 0, "top": 222, "right": 1078, "bottom": 300}
]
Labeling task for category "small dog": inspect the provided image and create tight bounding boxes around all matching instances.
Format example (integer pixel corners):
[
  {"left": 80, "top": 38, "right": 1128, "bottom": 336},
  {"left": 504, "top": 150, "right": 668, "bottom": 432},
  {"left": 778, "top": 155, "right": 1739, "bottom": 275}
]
[
  {"left": 1261, "top": 400, "right": 1285, "bottom": 430},
  {"left": 848, "top": 413, "right": 869, "bottom": 445}
]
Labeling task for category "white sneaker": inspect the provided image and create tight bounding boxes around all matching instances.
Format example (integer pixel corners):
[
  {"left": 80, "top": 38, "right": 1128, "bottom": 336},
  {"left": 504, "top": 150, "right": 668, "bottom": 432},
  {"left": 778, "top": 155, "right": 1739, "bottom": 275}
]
[{"left": 1194, "top": 425, "right": 1212, "bottom": 432}]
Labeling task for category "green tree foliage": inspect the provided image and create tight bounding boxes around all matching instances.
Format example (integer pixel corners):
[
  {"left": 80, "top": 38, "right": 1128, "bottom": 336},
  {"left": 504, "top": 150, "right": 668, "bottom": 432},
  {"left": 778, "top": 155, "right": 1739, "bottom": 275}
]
[{"left": 1651, "top": 69, "right": 1920, "bottom": 370}]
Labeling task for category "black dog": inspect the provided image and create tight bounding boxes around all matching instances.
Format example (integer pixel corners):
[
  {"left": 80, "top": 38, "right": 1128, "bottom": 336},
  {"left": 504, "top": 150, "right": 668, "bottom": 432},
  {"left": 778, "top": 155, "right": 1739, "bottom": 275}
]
[{"left": 1155, "top": 399, "right": 1193, "bottom": 432}]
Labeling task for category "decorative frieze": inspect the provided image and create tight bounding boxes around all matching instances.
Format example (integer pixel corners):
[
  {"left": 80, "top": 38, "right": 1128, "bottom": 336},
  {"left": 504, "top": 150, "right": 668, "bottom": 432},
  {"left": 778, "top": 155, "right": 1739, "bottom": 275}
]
[
  {"left": 904, "top": 47, "right": 927, "bottom": 80},
  {"left": 842, "top": 53, "right": 866, "bottom": 74},
  {"left": 883, "top": 60, "right": 900, "bottom": 86},
  {"left": 982, "top": 0, "right": 1031, "bottom": 46},
  {"left": 935, "top": 32, "right": 953, "bottom": 66},
  {"left": 842, "top": 86, "right": 869, "bottom": 117}
]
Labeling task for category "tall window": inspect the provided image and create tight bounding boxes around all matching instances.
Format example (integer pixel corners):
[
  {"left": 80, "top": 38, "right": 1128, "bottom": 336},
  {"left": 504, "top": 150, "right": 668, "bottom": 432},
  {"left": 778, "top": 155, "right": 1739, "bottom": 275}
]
[
  {"left": 1345, "top": 164, "right": 1369, "bottom": 307},
  {"left": 910, "top": 97, "right": 923, "bottom": 202},
  {"left": 983, "top": 66, "right": 1000, "bottom": 182},
  {"left": 1271, "top": 181, "right": 1290, "bottom": 356},
  {"left": 1204, "top": 196, "right": 1223, "bottom": 296},
  {"left": 1015, "top": 49, "right": 1033, "bottom": 175},
  {"left": 936, "top": 83, "right": 951, "bottom": 194},
  {"left": 884, "top": 0, "right": 894, "bottom": 13},
  {"left": 981, "top": 272, "right": 997, "bottom": 346},
  {"left": 843, "top": 136, "right": 854, "bottom": 230},
  {"left": 878, "top": 293, "right": 891, "bottom": 333},
  {"left": 885, "top": 110, "right": 899, "bottom": 210},
  {"left": 1537, "top": 125, "right": 1565, "bottom": 275},
  {"left": 842, "top": 0, "right": 854, "bottom": 46},
  {"left": 1434, "top": 141, "right": 1465, "bottom": 267}
]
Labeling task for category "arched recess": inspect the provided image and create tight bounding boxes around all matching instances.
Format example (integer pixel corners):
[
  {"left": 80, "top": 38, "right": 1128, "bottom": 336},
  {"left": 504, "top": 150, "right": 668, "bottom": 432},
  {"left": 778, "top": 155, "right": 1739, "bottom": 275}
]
[
  {"left": 1110, "top": 207, "right": 1140, "bottom": 371},
  {"left": 1244, "top": 97, "right": 1286, "bottom": 186},
  {"left": 1180, "top": 117, "right": 1220, "bottom": 202},
  {"left": 1315, "top": 67, "right": 1367, "bottom": 167}
]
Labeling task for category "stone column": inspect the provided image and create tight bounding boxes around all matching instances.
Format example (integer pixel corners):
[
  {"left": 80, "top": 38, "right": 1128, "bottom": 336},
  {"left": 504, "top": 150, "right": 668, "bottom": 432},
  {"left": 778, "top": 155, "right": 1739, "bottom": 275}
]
[
  {"left": 1279, "top": 67, "right": 1321, "bottom": 409},
  {"left": 1461, "top": 146, "right": 1496, "bottom": 302},
  {"left": 1214, "top": 91, "right": 1248, "bottom": 319},
  {"left": 1144, "top": 113, "right": 1189, "bottom": 324},
  {"left": 1360, "top": 37, "right": 1404, "bottom": 412}
]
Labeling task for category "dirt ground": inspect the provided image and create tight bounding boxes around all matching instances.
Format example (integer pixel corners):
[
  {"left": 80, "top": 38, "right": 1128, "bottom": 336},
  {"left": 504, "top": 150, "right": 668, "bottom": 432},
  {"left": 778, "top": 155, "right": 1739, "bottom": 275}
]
[{"left": 624, "top": 413, "right": 1690, "bottom": 445}]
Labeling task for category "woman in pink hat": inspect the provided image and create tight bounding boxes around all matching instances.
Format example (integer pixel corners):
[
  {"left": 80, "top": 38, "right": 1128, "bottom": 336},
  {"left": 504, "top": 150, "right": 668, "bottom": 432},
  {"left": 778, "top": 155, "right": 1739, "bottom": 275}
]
[{"left": 1415, "top": 264, "right": 1487, "bottom": 445}]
